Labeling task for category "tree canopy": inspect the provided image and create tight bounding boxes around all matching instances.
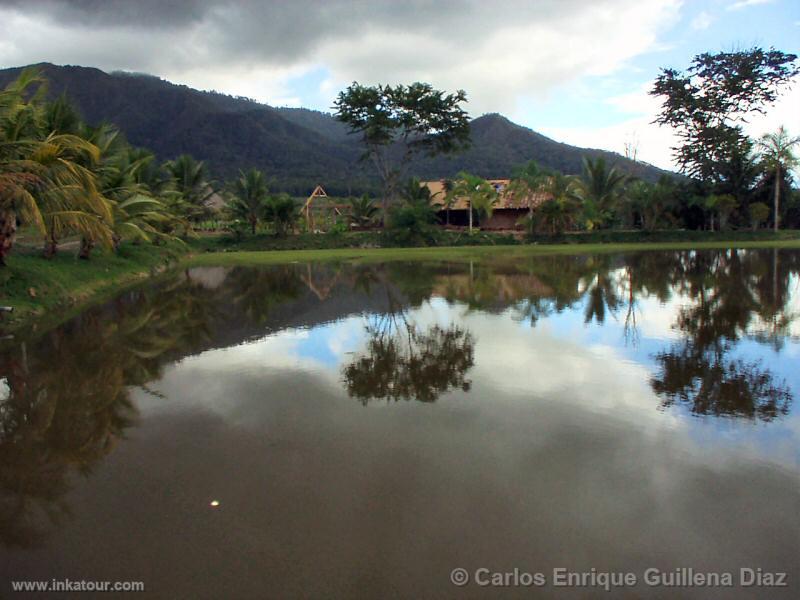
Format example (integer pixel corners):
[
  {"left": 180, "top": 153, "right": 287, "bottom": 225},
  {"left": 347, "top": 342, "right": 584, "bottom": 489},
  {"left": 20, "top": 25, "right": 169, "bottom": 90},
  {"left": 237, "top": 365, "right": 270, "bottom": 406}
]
[
  {"left": 333, "top": 81, "right": 471, "bottom": 221},
  {"left": 651, "top": 47, "right": 798, "bottom": 185}
]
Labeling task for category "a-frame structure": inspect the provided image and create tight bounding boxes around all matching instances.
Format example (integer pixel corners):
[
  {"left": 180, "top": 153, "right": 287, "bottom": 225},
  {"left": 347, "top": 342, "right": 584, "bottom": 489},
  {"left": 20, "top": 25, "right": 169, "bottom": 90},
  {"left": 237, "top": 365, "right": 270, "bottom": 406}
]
[{"left": 302, "top": 185, "right": 328, "bottom": 231}]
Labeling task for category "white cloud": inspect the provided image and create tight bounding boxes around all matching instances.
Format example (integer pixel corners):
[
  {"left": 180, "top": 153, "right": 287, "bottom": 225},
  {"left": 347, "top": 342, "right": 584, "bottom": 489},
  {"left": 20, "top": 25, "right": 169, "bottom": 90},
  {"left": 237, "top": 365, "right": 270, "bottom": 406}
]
[
  {"left": 0, "top": 0, "right": 683, "bottom": 116},
  {"left": 727, "top": 0, "right": 773, "bottom": 10},
  {"left": 690, "top": 10, "right": 714, "bottom": 30},
  {"left": 316, "top": 0, "right": 682, "bottom": 115},
  {"left": 540, "top": 76, "right": 800, "bottom": 172}
]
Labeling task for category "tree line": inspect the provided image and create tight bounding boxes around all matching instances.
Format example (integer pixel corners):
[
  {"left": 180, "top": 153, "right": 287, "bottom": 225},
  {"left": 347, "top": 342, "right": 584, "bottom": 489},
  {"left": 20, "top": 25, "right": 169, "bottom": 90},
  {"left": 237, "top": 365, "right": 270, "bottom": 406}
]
[
  {"left": 331, "top": 46, "right": 799, "bottom": 238},
  {"left": 1, "top": 47, "right": 798, "bottom": 267},
  {"left": 0, "top": 68, "right": 306, "bottom": 267}
]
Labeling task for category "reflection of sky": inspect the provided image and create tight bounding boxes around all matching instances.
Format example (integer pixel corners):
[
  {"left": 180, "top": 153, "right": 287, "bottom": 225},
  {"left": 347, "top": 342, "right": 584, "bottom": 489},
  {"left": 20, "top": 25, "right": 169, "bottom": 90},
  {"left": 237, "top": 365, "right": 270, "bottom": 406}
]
[
  {"left": 504, "top": 279, "right": 800, "bottom": 466},
  {"left": 294, "top": 319, "right": 363, "bottom": 367},
  {"left": 140, "top": 271, "right": 800, "bottom": 471}
]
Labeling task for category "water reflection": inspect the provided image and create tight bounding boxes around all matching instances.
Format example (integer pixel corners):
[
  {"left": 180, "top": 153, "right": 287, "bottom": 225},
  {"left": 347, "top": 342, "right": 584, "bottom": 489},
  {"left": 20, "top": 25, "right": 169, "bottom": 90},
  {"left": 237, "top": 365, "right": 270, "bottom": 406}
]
[
  {"left": 0, "top": 248, "right": 798, "bottom": 559},
  {"left": 343, "top": 317, "right": 475, "bottom": 404}
]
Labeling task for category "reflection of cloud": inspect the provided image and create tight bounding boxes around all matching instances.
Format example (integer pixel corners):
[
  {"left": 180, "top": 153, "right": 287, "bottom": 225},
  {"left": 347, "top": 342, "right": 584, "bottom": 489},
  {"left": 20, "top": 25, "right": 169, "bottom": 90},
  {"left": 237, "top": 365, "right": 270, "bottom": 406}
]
[
  {"left": 186, "top": 267, "right": 231, "bottom": 290},
  {"left": 135, "top": 292, "right": 800, "bottom": 468}
]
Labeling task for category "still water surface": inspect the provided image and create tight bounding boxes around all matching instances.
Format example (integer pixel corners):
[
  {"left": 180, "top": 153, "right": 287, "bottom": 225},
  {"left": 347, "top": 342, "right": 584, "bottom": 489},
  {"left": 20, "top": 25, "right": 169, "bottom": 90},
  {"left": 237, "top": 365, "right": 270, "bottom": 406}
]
[{"left": 1, "top": 249, "right": 799, "bottom": 598}]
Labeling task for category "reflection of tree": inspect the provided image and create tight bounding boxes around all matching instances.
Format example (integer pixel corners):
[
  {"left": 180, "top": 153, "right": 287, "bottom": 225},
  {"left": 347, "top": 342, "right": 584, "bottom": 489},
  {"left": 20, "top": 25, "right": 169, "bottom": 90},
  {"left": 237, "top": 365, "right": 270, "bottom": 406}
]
[
  {"left": 0, "top": 275, "right": 216, "bottom": 548},
  {"left": 0, "top": 344, "right": 137, "bottom": 548},
  {"left": 225, "top": 265, "right": 303, "bottom": 325},
  {"left": 652, "top": 342, "right": 791, "bottom": 421},
  {"left": 581, "top": 258, "right": 621, "bottom": 325},
  {"left": 649, "top": 249, "right": 796, "bottom": 421},
  {"left": 342, "top": 313, "right": 475, "bottom": 404}
]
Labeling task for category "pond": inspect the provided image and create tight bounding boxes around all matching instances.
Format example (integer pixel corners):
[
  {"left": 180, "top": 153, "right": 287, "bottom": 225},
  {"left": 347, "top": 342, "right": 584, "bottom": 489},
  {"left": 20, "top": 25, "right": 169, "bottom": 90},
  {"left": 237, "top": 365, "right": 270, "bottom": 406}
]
[{"left": 1, "top": 248, "right": 799, "bottom": 598}]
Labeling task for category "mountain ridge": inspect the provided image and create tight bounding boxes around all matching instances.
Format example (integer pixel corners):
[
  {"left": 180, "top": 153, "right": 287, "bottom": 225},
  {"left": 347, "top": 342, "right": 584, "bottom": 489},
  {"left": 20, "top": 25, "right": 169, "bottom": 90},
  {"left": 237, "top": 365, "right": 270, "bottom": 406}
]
[{"left": 0, "top": 63, "right": 672, "bottom": 194}]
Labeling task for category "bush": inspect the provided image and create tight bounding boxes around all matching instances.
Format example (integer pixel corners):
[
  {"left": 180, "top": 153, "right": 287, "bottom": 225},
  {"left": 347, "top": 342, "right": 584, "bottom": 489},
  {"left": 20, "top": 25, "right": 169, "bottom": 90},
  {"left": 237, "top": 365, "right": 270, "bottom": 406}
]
[{"left": 384, "top": 202, "right": 438, "bottom": 246}]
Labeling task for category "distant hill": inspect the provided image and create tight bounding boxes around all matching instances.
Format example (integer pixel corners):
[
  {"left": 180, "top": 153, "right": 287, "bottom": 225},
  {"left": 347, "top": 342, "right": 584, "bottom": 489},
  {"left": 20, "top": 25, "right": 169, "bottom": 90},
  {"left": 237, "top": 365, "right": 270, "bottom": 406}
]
[{"left": 0, "top": 63, "right": 672, "bottom": 194}]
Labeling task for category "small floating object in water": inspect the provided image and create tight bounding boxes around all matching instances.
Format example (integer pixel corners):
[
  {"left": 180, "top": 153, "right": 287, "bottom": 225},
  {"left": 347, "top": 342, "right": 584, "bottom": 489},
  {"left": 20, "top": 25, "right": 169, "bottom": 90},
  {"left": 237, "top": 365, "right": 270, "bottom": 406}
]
[{"left": 209, "top": 500, "right": 220, "bottom": 508}]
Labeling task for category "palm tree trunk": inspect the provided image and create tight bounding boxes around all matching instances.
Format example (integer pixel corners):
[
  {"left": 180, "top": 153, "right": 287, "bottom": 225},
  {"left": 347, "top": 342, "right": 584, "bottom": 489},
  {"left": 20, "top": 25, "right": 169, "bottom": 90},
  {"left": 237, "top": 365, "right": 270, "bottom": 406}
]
[
  {"left": 250, "top": 216, "right": 257, "bottom": 235},
  {"left": 78, "top": 237, "right": 95, "bottom": 260},
  {"left": 468, "top": 201, "right": 473, "bottom": 234},
  {"left": 773, "top": 163, "right": 781, "bottom": 232},
  {"left": 43, "top": 231, "right": 58, "bottom": 259},
  {"left": 0, "top": 207, "right": 17, "bottom": 267}
]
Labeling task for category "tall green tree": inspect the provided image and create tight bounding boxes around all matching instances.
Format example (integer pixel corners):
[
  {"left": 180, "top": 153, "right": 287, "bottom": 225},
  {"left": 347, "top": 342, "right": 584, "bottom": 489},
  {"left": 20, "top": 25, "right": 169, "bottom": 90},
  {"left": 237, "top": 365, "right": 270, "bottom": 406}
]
[
  {"left": 651, "top": 47, "right": 798, "bottom": 186},
  {"left": 333, "top": 82, "right": 470, "bottom": 224},
  {"left": 757, "top": 126, "right": 799, "bottom": 231}
]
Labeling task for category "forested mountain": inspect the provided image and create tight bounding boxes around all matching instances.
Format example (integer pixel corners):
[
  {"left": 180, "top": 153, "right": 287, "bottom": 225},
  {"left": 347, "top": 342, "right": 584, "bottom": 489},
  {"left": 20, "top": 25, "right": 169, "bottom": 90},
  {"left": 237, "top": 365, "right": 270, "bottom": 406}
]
[{"left": 0, "top": 63, "right": 671, "bottom": 194}]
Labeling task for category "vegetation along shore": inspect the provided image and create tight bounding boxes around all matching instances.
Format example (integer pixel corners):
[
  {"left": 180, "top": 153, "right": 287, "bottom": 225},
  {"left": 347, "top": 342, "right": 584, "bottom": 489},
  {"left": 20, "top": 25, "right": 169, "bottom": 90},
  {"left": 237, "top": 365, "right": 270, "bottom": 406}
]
[{"left": 1, "top": 46, "right": 799, "bottom": 338}]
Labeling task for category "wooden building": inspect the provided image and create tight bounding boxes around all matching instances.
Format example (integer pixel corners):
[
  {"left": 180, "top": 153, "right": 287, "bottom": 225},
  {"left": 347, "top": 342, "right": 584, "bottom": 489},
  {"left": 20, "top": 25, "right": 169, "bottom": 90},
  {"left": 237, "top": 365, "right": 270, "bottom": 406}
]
[{"left": 422, "top": 179, "right": 550, "bottom": 230}]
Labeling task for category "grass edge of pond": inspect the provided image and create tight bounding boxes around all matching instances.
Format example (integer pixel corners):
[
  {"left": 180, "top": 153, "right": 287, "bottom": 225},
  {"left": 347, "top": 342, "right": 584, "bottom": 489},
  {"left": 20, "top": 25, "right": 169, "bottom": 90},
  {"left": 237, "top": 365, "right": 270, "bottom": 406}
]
[
  {"left": 185, "top": 238, "right": 800, "bottom": 267},
  {"left": 3, "top": 236, "right": 800, "bottom": 340}
]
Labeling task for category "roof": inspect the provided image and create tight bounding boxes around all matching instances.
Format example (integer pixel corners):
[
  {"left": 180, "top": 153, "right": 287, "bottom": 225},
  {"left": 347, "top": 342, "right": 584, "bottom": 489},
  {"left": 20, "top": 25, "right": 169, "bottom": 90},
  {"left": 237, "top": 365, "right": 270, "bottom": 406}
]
[{"left": 422, "top": 179, "right": 551, "bottom": 211}]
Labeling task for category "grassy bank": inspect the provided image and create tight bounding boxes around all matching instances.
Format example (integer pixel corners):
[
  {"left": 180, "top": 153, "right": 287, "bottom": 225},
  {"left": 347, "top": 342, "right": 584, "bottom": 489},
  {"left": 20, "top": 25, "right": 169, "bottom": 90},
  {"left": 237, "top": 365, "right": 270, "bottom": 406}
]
[
  {"left": 186, "top": 237, "right": 800, "bottom": 267},
  {"left": 191, "top": 229, "right": 518, "bottom": 252},
  {"left": 2, "top": 231, "right": 800, "bottom": 336},
  {"left": 192, "top": 228, "right": 800, "bottom": 253},
  {"left": 0, "top": 243, "right": 185, "bottom": 334}
]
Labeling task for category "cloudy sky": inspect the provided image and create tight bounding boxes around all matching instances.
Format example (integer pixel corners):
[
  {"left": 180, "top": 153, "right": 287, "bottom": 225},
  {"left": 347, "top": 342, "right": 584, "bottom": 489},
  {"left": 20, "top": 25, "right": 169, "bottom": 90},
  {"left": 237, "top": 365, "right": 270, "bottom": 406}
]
[{"left": 0, "top": 0, "right": 798, "bottom": 171}]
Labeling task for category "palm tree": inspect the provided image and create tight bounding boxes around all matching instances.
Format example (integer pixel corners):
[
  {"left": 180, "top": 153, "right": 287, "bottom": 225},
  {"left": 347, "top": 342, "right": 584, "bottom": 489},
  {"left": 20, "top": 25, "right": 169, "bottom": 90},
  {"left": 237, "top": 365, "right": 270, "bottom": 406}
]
[
  {"left": 263, "top": 193, "right": 299, "bottom": 237},
  {"left": 441, "top": 178, "right": 455, "bottom": 226},
  {"left": 35, "top": 132, "right": 114, "bottom": 259},
  {"left": 0, "top": 69, "right": 46, "bottom": 265},
  {"left": 400, "top": 177, "right": 435, "bottom": 206},
  {"left": 1, "top": 70, "right": 116, "bottom": 262},
  {"left": 164, "top": 154, "right": 214, "bottom": 222},
  {"left": 523, "top": 172, "right": 579, "bottom": 235},
  {"left": 348, "top": 194, "right": 378, "bottom": 228},
  {"left": 451, "top": 172, "right": 498, "bottom": 233},
  {"left": 227, "top": 168, "right": 269, "bottom": 234},
  {"left": 574, "top": 157, "right": 627, "bottom": 230},
  {"left": 757, "top": 126, "right": 799, "bottom": 231}
]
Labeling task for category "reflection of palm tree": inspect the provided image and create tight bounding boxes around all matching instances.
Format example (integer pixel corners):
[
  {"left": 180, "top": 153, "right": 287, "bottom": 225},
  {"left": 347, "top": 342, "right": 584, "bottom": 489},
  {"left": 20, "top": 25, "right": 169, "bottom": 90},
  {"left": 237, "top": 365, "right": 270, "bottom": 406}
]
[
  {"left": 0, "top": 273, "right": 218, "bottom": 548},
  {"left": 225, "top": 265, "right": 303, "bottom": 325},
  {"left": 750, "top": 249, "right": 800, "bottom": 350},
  {"left": 580, "top": 257, "right": 621, "bottom": 324},
  {"left": 0, "top": 346, "right": 137, "bottom": 548}
]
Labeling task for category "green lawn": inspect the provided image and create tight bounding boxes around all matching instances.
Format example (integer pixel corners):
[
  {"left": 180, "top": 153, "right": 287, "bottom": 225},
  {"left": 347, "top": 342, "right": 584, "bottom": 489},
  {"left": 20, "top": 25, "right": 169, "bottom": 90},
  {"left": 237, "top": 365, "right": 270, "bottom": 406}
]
[
  {"left": 186, "top": 238, "right": 800, "bottom": 267},
  {"left": 0, "top": 243, "right": 184, "bottom": 334}
]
